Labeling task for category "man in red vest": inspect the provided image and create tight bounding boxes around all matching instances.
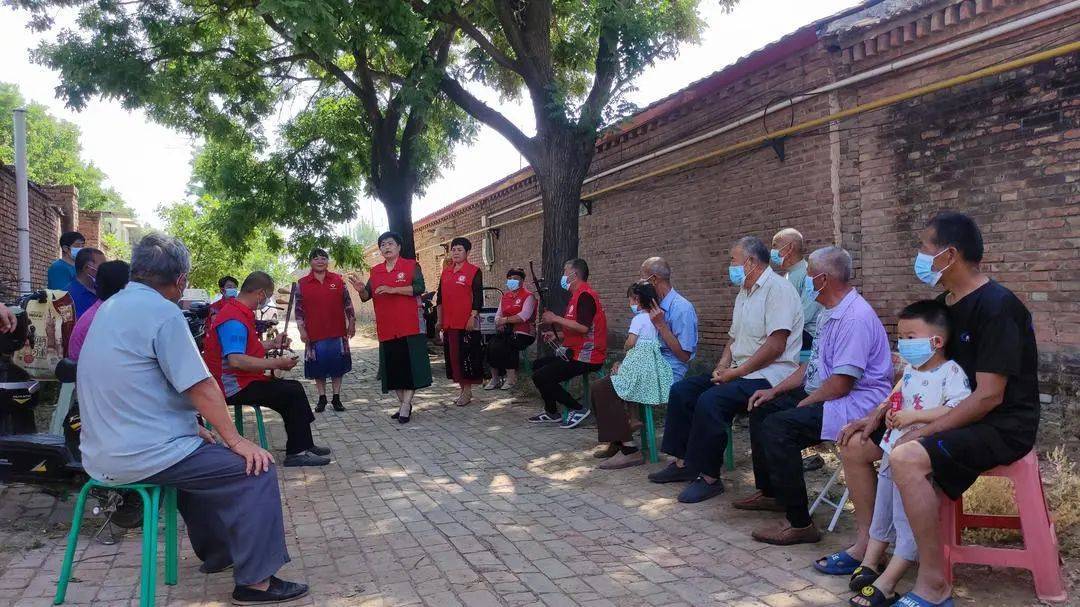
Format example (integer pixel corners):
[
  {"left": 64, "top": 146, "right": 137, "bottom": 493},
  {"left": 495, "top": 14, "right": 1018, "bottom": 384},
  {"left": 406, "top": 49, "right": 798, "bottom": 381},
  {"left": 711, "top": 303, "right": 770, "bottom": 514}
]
[
  {"left": 203, "top": 272, "right": 331, "bottom": 467},
  {"left": 531, "top": 258, "right": 608, "bottom": 429}
]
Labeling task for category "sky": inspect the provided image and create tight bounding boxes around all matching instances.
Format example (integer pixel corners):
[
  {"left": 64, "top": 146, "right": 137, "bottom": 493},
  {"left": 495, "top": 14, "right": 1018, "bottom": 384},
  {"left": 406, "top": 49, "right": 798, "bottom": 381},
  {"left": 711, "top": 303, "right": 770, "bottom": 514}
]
[{"left": 0, "top": 0, "right": 862, "bottom": 230}]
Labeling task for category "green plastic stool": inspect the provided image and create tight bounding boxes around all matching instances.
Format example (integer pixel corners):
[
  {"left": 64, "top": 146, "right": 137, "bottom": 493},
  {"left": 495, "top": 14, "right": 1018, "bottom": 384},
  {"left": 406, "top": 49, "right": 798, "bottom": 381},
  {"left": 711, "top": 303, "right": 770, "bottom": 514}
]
[
  {"left": 55, "top": 480, "right": 178, "bottom": 606},
  {"left": 206, "top": 405, "right": 268, "bottom": 449},
  {"left": 639, "top": 406, "right": 734, "bottom": 471}
]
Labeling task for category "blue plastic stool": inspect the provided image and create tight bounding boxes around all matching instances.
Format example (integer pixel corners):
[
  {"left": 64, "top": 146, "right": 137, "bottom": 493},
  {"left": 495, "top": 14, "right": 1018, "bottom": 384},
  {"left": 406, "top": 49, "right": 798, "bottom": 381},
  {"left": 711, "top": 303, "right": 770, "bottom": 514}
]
[{"left": 55, "top": 480, "right": 178, "bottom": 606}]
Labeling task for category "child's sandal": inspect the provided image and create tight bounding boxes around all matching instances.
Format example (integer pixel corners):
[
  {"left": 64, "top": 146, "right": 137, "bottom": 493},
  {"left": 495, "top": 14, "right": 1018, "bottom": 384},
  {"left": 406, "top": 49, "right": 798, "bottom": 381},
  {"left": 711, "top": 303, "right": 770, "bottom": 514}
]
[
  {"left": 848, "top": 565, "right": 880, "bottom": 592},
  {"left": 849, "top": 585, "right": 899, "bottom": 607}
]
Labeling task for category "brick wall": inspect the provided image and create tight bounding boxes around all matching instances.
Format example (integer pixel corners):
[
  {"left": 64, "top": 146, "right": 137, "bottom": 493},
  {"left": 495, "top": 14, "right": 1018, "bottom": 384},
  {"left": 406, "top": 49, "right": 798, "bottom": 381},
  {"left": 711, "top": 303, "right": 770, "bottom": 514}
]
[
  {"left": 408, "top": 1, "right": 1079, "bottom": 432},
  {"left": 78, "top": 210, "right": 102, "bottom": 249},
  {"left": 0, "top": 166, "right": 77, "bottom": 298}
]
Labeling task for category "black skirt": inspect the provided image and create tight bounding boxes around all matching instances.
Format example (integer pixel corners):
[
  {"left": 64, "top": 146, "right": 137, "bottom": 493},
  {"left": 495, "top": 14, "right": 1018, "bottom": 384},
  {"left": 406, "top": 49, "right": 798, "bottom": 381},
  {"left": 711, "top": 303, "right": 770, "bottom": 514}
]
[{"left": 378, "top": 334, "right": 433, "bottom": 393}]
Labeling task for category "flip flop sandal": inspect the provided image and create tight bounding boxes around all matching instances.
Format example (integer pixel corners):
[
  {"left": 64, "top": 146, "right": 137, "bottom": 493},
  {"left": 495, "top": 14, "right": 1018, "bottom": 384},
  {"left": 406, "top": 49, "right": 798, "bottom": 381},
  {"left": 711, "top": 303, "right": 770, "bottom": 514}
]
[
  {"left": 848, "top": 565, "right": 881, "bottom": 592},
  {"left": 814, "top": 550, "right": 861, "bottom": 575},
  {"left": 849, "top": 585, "right": 899, "bottom": 607},
  {"left": 894, "top": 592, "right": 955, "bottom": 607}
]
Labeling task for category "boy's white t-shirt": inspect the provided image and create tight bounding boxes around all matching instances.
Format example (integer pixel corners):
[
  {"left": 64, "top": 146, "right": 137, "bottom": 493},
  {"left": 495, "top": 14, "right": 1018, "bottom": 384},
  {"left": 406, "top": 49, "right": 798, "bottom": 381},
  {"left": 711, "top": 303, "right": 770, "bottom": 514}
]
[
  {"left": 880, "top": 359, "right": 971, "bottom": 454},
  {"left": 629, "top": 312, "right": 658, "bottom": 340}
]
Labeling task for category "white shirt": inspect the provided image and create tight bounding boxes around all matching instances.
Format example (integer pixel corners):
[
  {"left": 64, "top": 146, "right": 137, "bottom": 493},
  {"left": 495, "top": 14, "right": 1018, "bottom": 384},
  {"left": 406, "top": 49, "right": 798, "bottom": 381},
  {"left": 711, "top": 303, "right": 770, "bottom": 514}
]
[
  {"left": 629, "top": 311, "right": 658, "bottom": 340},
  {"left": 880, "top": 360, "right": 971, "bottom": 454},
  {"left": 729, "top": 266, "right": 805, "bottom": 387}
]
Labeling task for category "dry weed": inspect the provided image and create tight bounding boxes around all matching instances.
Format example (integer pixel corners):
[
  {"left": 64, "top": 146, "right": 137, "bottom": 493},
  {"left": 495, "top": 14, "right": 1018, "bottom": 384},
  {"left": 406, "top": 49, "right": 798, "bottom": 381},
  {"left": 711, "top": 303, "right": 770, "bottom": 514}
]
[{"left": 961, "top": 447, "right": 1080, "bottom": 557}]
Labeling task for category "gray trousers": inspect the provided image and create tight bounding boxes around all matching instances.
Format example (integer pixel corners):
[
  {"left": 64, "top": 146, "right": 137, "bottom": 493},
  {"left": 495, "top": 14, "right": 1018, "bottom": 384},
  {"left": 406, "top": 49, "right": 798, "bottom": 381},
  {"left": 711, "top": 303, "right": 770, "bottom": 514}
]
[{"left": 143, "top": 443, "right": 290, "bottom": 585}]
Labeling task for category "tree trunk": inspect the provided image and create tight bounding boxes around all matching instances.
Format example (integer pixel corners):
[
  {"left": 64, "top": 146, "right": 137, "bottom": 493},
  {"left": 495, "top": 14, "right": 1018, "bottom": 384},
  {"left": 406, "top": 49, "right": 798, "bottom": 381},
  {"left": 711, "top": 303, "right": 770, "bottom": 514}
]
[
  {"left": 378, "top": 183, "right": 416, "bottom": 260},
  {"left": 533, "top": 127, "right": 595, "bottom": 313}
]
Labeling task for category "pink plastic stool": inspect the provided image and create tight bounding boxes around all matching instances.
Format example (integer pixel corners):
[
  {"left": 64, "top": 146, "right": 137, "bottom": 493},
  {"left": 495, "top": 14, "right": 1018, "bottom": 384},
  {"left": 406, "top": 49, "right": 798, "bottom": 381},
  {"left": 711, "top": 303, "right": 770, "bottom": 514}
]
[{"left": 939, "top": 450, "right": 1067, "bottom": 602}]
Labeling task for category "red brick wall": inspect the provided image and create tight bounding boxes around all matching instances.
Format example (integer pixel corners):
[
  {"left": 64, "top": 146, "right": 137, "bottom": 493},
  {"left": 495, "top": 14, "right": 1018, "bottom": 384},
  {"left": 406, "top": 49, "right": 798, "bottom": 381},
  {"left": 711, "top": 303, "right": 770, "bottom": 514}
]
[
  {"left": 78, "top": 210, "right": 102, "bottom": 249},
  {"left": 410, "top": 2, "right": 1079, "bottom": 429},
  {"left": 0, "top": 166, "right": 72, "bottom": 298}
]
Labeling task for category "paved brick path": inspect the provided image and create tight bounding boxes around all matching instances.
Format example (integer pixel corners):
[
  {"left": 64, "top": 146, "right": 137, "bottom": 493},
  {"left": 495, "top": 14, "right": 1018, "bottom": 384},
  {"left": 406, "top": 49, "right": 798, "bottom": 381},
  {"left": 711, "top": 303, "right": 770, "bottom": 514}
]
[{"left": 0, "top": 336, "right": 1063, "bottom": 606}]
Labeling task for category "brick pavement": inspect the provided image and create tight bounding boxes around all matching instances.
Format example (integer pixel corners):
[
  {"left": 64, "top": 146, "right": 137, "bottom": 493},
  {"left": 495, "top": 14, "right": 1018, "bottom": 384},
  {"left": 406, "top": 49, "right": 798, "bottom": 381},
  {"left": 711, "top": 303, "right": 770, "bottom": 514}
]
[{"left": 0, "top": 336, "right": 1063, "bottom": 606}]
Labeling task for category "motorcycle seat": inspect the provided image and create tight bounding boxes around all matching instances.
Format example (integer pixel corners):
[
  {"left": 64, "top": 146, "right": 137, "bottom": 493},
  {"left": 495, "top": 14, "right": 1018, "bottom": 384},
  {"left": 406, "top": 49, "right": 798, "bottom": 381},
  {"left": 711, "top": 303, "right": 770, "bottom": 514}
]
[{"left": 0, "top": 433, "right": 67, "bottom": 449}]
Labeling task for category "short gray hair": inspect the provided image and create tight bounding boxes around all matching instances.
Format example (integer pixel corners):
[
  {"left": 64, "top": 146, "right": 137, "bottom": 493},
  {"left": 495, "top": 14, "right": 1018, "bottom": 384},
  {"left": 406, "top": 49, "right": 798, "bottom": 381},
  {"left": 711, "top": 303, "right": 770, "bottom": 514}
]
[
  {"left": 773, "top": 228, "right": 805, "bottom": 254},
  {"left": 734, "top": 236, "right": 770, "bottom": 264},
  {"left": 808, "top": 246, "right": 852, "bottom": 283},
  {"left": 641, "top": 257, "right": 672, "bottom": 281},
  {"left": 131, "top": 233, "right": 191, "bottom": 287}
]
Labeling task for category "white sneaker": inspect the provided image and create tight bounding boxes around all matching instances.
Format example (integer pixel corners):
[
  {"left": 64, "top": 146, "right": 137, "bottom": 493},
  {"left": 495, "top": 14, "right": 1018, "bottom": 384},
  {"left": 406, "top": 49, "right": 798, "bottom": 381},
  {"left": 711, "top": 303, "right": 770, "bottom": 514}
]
[
  {"left": 484, "top": 378, "right": 503, "bottom": 391},
  {"left": 561, "top": 409, "right": 592, "bottom": 429},
  {"left": 499, "top": 381, "right": 516, "bottom": 390}
]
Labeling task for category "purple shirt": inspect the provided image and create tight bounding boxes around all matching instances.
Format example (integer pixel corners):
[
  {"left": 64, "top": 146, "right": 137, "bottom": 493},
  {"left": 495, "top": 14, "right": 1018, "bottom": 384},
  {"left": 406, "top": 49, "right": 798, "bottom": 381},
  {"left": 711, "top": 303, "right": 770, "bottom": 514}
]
[
  {"left": 68, "top": 300, "right": 102, "bottom": 361},
  {"left": 803, "top": 288, "right": 893, "bottom": 441}
]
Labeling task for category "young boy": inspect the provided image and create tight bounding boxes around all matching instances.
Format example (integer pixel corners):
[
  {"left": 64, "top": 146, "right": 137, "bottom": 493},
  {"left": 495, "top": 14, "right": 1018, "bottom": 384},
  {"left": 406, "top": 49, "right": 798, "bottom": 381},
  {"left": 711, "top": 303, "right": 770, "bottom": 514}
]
[{"left": 848, "top": 300, "right": 971, "bottom": 607}]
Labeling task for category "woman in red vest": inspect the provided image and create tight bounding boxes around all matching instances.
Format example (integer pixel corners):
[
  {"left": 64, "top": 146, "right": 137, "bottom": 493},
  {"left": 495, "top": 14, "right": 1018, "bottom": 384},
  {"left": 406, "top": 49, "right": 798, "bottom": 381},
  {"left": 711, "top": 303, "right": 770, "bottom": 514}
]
[
  {"left": 485, "top": 268, "right": 536, "bottom": 390},
  {"left": 349, "top": 232, "right": 432, "bottom": 423},
  {"left": 295, "top": 248, "right": 355, "bottom": 412},
  {"left": 438, "top": 237, "right": 485, "bottom": 407}
]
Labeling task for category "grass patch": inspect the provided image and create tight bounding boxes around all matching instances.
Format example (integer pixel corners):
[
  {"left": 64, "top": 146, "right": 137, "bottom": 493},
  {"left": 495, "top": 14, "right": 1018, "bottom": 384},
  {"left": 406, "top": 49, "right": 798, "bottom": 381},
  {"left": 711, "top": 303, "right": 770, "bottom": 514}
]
[{"left": 961, "top": 447, "right": 1080, "bottom": 557}]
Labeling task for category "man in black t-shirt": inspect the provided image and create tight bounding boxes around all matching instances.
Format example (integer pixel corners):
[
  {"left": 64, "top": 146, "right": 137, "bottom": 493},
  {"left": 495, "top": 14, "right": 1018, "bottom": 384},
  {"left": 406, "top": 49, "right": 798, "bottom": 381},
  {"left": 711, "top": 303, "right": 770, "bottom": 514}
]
[{"left": 878, "top": 212, "right": 1038, "bottom": 606}]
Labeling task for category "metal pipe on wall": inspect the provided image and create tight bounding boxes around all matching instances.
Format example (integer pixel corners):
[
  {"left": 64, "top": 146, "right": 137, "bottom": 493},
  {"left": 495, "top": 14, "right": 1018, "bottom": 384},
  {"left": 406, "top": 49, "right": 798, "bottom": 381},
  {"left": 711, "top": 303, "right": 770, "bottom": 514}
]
[{"left": 14, "top": 108, "right": 31, "bottom": 294}]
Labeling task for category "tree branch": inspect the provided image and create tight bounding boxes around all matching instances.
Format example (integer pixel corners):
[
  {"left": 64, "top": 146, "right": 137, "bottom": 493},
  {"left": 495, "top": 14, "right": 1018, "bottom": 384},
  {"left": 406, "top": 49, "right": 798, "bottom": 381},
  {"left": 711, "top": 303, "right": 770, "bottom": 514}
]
[
  {"left": 412, "top": 0, "right": 523, "bottom": 76},
  {"left": 439, "top": 75, "right": 535, "bottom": 162},
  {"left": 580, "top": 26, "right": 619, "bottom": 129}
]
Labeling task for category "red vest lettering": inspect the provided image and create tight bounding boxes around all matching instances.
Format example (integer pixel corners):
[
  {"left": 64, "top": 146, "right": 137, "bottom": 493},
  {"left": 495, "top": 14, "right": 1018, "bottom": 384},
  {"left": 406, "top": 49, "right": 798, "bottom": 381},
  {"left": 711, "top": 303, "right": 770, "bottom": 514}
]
[
  {"left": 562, "top": 282, "right": 608, "bottom": 364},
  {"left": 369, "top": 258, "right": 424, "bottom": 342},
  {"left": 439, "top": 262, "right": 480, "bottom": 331},
  {"left": 202, "top": 298, "right": 267, "bottom": 396},
  {"left": 500, "top": 288, "right": 535, "bottom": 335},
  {"left": 297, "top": 271, "right": 348, "bottom": 343}
]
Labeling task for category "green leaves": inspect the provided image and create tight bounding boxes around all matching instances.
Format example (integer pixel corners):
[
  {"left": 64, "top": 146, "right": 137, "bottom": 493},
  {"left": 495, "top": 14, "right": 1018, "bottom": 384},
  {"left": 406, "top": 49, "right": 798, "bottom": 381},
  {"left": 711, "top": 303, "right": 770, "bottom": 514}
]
[{"left": 0, "top": 82, "right": 129, "bottom": 212}]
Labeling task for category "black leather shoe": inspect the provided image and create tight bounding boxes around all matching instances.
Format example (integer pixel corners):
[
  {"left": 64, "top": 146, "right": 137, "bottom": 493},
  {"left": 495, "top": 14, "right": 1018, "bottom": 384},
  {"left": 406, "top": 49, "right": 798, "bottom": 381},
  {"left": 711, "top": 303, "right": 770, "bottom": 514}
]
[
  {"left": 314, "top": 395, "right": 327, "bottom": 413},
  {"left": 231, "top": 576, "right": 309, "bottom": 605},
  {"left": 283, "top": 451, "right": 331, "bottom": 467},
  {"left": 647, "top": 462, "right": 698, "bottom": 484},
  {"left": 331, "top": 394, "right": 345, "bottom": 411},
  {"left": 308, "top": 444, "right": 331, "bottom": 457}
]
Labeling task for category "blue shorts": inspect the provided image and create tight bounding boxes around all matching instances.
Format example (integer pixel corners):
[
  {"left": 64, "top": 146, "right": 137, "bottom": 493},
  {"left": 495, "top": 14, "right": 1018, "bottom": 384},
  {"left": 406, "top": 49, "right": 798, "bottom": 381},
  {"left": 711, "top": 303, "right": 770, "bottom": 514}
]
[{"left": 303, "top": 336, "right": 353, "bottom": 380}]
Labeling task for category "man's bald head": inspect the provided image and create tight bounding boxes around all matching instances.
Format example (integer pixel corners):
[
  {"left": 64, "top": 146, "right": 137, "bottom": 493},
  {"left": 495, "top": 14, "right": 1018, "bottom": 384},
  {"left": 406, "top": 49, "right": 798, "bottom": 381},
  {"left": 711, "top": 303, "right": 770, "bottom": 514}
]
[{"left": 640, "top": 257, "right": 671, "bottom": 283}]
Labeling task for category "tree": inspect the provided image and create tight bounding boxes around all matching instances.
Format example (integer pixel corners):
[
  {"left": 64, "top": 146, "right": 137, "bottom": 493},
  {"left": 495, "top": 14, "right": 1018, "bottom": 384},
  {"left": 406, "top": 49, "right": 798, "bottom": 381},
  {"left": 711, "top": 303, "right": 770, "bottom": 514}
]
[
  {"left": 349, "top": 216, "right": 383, "bottom": 248},
  {"left": 0, "top": 82, "right": 130, "bottom": 212},
  {"left": 158, "top": 197, "right": 294, "bottom": 292},
  {"left": 411, "top": 0, "right": 727, "bottom": 305},
  {"left": 10, "top": 0, "right": 475, "bottom": 258}
]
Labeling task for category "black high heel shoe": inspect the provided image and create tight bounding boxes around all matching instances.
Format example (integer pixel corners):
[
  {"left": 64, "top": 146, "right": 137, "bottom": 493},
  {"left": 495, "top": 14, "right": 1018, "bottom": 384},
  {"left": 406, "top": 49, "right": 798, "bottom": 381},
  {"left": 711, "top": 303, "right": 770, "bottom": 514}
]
[{"left": 392, "top": 404, "right": 413, "bottom": 424}]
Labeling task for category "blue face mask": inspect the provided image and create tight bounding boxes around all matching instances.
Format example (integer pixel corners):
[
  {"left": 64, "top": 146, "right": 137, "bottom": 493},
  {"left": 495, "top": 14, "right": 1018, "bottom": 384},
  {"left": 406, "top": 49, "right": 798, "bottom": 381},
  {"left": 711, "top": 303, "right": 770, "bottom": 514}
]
[
  {"left": 69, "top": 246, "right": 82, "bottom": 260},
  {"left": 225, "top": 288, "right": 239, "bottom": 298},
  {"left": 805, "top": 273, "right": 823, "bottom": 301},
  {"left": 506, "top": 279, "right": 521, "bottom": 291},
  {"left": 913, "top": 250, "right": 949, "bottom": 286},
  {"left": 728, "top": 265, "right": 745, "bottom": 287},
  {"left": 770, "top": 249, "right": 784, "bottom": 266},
  {"left": 630, "top": 304, "right": 640, "bottom": 314},
  {"left": 898, "top": 337, "right": 936, "bottom": 368},
  {"left": 560, "top": 275, "right": 571, "bottom": 290}
]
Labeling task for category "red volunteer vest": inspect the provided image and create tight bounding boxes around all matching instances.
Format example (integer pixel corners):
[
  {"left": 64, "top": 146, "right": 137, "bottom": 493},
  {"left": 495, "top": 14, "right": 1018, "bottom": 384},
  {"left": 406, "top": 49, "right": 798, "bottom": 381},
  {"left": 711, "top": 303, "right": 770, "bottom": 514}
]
[
  {"left": 439, "top": 261, "right": 480, "bottom": 331},
  {"left": 500, "top": 288, "right": 535, "bottom": 335},
  {"left": 562, "top": 282, "right": 607, "bottom": 364},
  {"left": 369, "top": 257, "right": 424, "bottom": 342},
  {"left": 202, "top": 298, "right": 267, "bottom": 395},
  {"left": 297, "top": 271, "right": 348, "bottom": 342}
]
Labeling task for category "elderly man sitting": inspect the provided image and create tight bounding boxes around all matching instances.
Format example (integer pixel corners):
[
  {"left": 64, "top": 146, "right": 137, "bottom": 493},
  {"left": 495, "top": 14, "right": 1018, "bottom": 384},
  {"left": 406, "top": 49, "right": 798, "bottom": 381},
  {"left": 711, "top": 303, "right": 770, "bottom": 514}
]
[
  {"left": 77, "top": 233, "right": 308, "bottom": 604},
  {"left": 771, "top": 228, "right": 823, "bottom": 351},
  {"left": 648, "top": 236, "right": 803, "bottom": 503},
  {"left": 739, "top": 246, "right": 892, "bottom": 545}
]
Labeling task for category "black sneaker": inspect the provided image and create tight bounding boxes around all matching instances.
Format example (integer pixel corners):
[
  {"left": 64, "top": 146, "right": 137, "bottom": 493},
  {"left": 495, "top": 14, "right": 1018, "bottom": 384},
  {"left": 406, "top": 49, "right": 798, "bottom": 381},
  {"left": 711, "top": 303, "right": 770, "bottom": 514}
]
[
  {"left": 527, "top": 412, "right": 562, "bottom": 423},
  {"left": 314, "top": 395, "right": 327, "bottom": 413},
  {"left": 283, "top": 451, "right": 331, "bottom": 467},
  {"left": 647, "top": 462, "right": 698, "bottom": 484},
  {"left": 231, "top": 576, "right": 309, "bottom": 605},
  {"left": 308, "top": 444, "right": 331, "bottom": 457},
  {"left": 677, "top": 476, "right": 726, "bottom": 503},
  {"left": 560, "top": 408, "right": 591, "bottom": 429},
  {"left": 331, "top": 394, "right": 345, "bottom": 412}
]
